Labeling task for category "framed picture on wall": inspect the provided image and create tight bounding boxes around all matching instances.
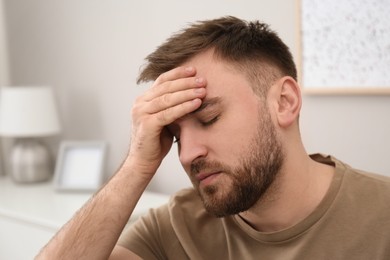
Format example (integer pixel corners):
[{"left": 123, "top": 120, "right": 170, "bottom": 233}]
[
  {"left": 298, "top": 0, "right": 390, "bottom": 94},
  {"left": 54, "top": 141, "right": 107, "bottom": 191}
]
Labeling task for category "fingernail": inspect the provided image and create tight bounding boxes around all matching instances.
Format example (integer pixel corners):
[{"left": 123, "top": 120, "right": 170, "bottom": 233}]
[
  {"left": 195, "top": 77, "right": 204, "bottom": 84},
  {"left": 185, "top": 67, "right": 194, "bottom": 73},
  {"left": 192, "top": 98, "right": 201, "bottom": 104}
]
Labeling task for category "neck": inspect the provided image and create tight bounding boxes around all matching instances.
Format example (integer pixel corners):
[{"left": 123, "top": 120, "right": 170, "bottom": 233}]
[{"left": 238, "top": 153, "right": 334, "bottom": 232}]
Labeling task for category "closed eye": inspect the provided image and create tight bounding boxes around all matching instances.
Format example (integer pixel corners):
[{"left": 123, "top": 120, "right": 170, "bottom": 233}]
[
  {"left": 174, "top": 115, "right": 219, "bottom": 143},
  {"left": 201, "top": 115, "right": 220, "bottom": 127}
]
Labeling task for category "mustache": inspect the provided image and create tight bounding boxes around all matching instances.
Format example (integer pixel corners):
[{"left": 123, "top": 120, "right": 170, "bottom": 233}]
[{"left": 191, "top": 159, "right": 228, "bottom": 175}]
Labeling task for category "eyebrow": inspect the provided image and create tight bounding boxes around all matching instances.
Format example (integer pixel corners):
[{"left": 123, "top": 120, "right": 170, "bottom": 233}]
[{"left": 191, "top": 97, "right": 222, "bottom": 114}]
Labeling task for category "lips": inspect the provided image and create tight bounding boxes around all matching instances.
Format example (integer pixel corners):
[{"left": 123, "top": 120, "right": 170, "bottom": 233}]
[
  {"left": 196, "top": 171, "right": 221, "bottom": 185},
  {"left": 190, "top": 159, "right": 224, "bottom": 185}
]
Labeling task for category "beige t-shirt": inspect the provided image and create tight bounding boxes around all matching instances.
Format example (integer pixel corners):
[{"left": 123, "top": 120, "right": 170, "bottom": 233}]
[{"left": 118, "top": 154, "right": 390, "bottom": 259}]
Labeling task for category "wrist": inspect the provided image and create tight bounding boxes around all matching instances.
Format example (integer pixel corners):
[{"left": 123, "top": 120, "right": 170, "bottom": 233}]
[{"left": 119, "top": 155, "right": 160, "bottom": 183}]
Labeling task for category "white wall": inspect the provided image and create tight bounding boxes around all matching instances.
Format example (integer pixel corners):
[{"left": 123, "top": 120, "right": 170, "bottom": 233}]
[
  {"left": 3, "top": 0, "right": 390, "bottom": 194},
  {"left": 0, "top": 0, "right": 8, "bottom": 84},
  {"left": 0, "top": 0, "right": 9, "bottom": 176}
]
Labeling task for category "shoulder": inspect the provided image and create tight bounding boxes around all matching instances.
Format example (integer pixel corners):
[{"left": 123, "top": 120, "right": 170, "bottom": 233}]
[
  {"left": 330, "top": 156, "right": 390, "bottom": 213},
  {"left": 338, "top": 159, "right": 390, "bottom": 192},
  {"left": 343, "top": 166, "right": 390, "bottom": 202},
  {"left": 313, "top": 153, "right": 390, "bottom": 205},
  {"left": 313, "top": 153, "right": 390, "bottom": 189},
  {"left": 348, "top": 167, "right": 390, "bottom": 184}
]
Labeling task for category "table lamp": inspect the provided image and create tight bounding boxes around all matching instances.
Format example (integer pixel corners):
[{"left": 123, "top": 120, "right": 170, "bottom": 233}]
[{"left": 0, "top": 86, "right": 61, "bottom": 182}]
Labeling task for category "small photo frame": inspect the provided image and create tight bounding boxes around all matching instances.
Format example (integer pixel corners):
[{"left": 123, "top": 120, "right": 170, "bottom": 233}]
[{"left": 54, "top": 141, "right": 107, "bottom": 191}]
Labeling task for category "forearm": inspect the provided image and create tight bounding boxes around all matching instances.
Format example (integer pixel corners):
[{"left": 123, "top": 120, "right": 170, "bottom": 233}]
[
  {"left": 36, "top": 158, "right": 152, "bottom": 260},
  {"left": 36, "top": 65, "right": 206, "bottom": 259}
]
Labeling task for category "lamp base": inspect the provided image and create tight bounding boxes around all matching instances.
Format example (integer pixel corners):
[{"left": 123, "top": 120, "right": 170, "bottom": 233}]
[{"left": 10, "top": 138, "right": 52, "bottom": 183}]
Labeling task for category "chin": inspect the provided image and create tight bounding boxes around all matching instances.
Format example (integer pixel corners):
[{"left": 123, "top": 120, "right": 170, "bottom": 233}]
[{"left": 197, "top": 183, "right": 243, "bottom": 217}]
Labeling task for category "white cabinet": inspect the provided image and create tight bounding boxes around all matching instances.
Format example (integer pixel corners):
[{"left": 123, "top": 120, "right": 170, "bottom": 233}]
[{"left": 0, "top": 177, "right": 170, "bottom": 259}]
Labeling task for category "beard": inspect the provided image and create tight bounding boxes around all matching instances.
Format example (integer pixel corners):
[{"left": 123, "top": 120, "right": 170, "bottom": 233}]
[{"left": 190, "top": 108, "right": 284, "bottom": 217}]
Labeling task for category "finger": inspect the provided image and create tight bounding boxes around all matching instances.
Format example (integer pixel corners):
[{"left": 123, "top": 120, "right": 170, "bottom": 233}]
[
  {"left": 144, "top": 76, "right": 205, "bottom": 102},
  {"left": 153, "top": 98, "right": 202, "bottom": 127},
  {"left": 146, "top": 85, "right": 206, "bottom": 114},
  {"left": 154, "top": 66, "right": 196, "bottom": 86},
  {"left": 144, "top": 75, "right": 206, "bottom": 102}
]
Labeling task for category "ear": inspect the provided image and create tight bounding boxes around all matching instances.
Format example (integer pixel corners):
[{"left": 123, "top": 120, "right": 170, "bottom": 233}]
[{"left": 271, "top": 77, "right": 302, "bottom": 128}]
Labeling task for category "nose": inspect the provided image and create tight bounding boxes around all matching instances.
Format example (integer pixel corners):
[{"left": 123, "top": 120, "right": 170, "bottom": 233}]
[{"left": 178, "top": 127, "right": 208, "bottom": 170}]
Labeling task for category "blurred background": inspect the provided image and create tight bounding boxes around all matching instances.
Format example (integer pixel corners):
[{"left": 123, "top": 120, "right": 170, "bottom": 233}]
[{"left": 0, "top": 0, "right": 389, "bottom": 195}]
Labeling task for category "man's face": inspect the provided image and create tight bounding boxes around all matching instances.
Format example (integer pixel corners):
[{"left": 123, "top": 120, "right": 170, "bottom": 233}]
[
  {"left": 171, "top": 50, "right": 284, "bottom": 217},
  {"left": 190, "top": 105, "right": 283, "bottom": 217}
]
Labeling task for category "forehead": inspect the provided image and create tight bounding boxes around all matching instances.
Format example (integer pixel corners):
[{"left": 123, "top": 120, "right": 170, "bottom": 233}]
[{"left": 182, "top": 49, "right": 256, "bottom": 100}]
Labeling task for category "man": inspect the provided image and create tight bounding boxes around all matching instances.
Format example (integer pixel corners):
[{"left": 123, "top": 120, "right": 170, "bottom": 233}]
[{"left": 37, "top": 16, "right": 390, "bottom": 259}]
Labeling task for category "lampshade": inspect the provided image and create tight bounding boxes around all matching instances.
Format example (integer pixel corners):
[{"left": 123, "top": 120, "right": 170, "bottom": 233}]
[{"left": 0, "top": 86, "right": 61, "bottom": 137}]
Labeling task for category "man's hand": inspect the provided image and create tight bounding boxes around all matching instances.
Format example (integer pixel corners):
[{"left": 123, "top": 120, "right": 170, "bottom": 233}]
[
  {"left": 128, "top": 66, "right": 207, "bottom": 177},
  {"left": 36, "top": 66, "right": 206, "bottom": 260}
]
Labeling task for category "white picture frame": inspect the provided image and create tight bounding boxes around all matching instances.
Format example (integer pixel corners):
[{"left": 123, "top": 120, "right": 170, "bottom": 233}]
[
  {"left": 298, "top": 0, "right": 390, "bottom": 95},
  {"left": 54, "top": 141, "right": 107, "bottom": 191}
]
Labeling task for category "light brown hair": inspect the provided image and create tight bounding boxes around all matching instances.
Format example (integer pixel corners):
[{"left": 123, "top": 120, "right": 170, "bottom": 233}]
[{"left": 137, "top": 16, "right": 297, "bottom": 96}]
